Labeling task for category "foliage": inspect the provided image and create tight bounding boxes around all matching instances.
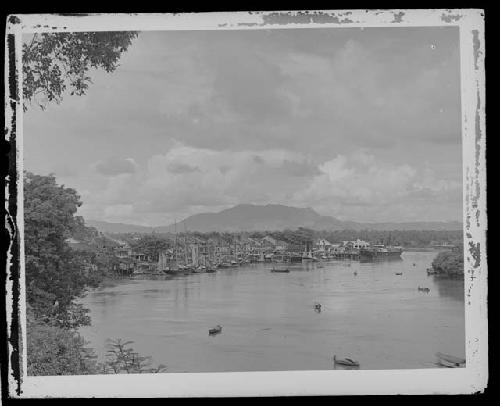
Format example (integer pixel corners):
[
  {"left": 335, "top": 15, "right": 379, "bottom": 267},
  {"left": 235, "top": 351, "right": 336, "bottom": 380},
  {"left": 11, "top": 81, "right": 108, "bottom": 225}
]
[
  {"left": 431, "top": 248, "right": 464, "bottom": 277},
  {"left": 26, "top": 308, "right": 98, "bottom": 376},
  {"left": 130, "top": 234, "right": 171, "bottom": 262},
  {"left": 99, "top": 339, "right": 167, "bottom": 374},
  {"left": 23, "top": 31, "right": 138, "bottom": 110},
  {"left": 111, "top": 229, "right": 462, "bottom": 249},
  {"left": 314, "top": 229, "right": 462, "bottom": 247},
  {"left": 24, "top": 171, "right": 95, "bottom": 327},
  {"left": 27, "top": 309, "right": 166, "bottom": 376}
]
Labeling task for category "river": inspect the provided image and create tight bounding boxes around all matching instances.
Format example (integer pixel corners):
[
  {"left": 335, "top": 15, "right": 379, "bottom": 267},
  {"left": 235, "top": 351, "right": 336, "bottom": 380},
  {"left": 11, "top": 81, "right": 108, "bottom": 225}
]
[{"left": 78, "top": 251, "right": 465, "bottom": 372}]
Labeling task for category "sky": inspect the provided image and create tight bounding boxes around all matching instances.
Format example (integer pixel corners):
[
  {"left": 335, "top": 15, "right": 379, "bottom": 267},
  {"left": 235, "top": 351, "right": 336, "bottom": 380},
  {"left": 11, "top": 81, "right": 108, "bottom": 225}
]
[{"left": 23, "top": 27, "right": 463, "bottom": 226}]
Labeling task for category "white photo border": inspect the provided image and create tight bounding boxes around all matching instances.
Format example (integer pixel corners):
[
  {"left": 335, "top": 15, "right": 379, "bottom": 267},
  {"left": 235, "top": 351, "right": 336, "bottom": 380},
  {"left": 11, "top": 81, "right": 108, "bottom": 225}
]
[{"left": 5, "top": 9, "right": 487, "bottom": 397}]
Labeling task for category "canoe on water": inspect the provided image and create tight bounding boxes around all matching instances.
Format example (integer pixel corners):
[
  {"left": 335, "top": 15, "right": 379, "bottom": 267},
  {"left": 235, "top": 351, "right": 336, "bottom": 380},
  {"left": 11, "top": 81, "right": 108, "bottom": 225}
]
[
  {"left": 209, "top": 325, "right": 222, "bottom": 335},
  {"left": 333, "top": 355, "right": 360, "bottom": 367},
  {"left": 271, "top": 268, "right": 290, "bottom": 273},
  {"left": 436, "top": 352, "right": 465, "bottom": 367}
]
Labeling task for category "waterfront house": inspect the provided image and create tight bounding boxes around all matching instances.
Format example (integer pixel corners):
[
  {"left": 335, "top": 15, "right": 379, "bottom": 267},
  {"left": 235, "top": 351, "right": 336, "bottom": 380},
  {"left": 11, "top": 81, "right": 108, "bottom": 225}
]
[
  {"left": 115, "top": 246, "right": 132, "bottom": 259},
  {"left": 353, "top": 239, "right": 370, "bottom": 249},
  {"left": 261, "top": 236, "right": 278, "bottom": 248},
  {"left": 274, "top": 239, "right": 289, "bottom": 252},
  {"left": 330, "top": 243, "right": 344, "bottom": 253},
  {"left": 315, "top": 238, "right": 333, "bottom": 253}
]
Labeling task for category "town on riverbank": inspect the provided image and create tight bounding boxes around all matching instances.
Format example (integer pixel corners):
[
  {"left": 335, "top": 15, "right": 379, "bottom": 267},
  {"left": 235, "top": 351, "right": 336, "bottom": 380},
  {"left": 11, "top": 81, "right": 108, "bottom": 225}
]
[{"left": 66, "top": 227, "right": 463, "bottom": 277}]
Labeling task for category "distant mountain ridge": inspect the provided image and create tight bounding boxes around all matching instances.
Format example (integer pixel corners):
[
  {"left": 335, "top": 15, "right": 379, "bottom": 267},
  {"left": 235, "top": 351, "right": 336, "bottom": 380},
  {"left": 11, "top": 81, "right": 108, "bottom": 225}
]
[
  {"left": 86, "top": 204, "right": 463, "bottom": 234},
  {"left": 85, "top": 220, "right": 154, "bottom": 234}
]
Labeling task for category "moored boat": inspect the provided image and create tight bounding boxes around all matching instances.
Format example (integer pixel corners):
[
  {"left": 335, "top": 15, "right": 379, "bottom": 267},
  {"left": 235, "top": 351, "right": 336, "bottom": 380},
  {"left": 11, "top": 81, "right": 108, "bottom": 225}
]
[
  {"left": 209, "top": 325, "right": 222, "bottom": 335},
  {"left": 435, "top": 352, "right": 465, "bottom": 368},
  {"left": 271, "top": 267, "right": 290, "bottom": 273},
  {"left": 333, "top": 355, "right": 360, "bottom": 367}
]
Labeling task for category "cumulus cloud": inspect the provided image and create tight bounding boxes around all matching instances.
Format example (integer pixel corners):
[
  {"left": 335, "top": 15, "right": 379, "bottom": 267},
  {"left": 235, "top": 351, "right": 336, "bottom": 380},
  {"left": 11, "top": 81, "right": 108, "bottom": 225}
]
[
  {"left": 24, "top": 28, "right": 463, "bottom": 225},
  {"left": 135, "top": 143, "right": 315, "bottom": 215},
  {"left": 292, "top": 152, "right": 461, "bottom": 222}
]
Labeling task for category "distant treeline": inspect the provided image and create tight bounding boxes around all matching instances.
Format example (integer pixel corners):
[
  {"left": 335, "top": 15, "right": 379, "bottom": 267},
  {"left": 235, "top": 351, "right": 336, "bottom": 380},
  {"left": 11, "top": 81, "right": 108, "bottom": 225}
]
[{"left": 111, "top": 228, "right": 463, "bottom": 249}]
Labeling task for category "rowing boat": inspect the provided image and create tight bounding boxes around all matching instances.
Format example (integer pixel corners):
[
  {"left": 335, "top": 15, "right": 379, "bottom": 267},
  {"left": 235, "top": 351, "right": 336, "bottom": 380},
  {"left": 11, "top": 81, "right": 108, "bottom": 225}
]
[
  {"left": 436, "top": 352, "right": 465, "bottom": 368},
  {"left": 333, "top": 355, "right": 360, "bottom": 367}
]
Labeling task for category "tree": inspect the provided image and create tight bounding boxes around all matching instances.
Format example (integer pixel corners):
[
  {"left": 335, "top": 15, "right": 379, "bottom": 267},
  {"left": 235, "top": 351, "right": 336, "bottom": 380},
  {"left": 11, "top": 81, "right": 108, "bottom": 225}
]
[
  {"left": 23, "top": 31, "right": 138, "bottom": 110},
  {"left": 130, "top": 234, "right": 171, "bottom": 262},
  {"left": 24, "top": 171, "right": 93, "bottom": 327},
  {"left": 100, "top": 339, "right": 166, "bottom": 374},
  {"left": 431, "top": 247, "right": 464, "bottom": 278}
]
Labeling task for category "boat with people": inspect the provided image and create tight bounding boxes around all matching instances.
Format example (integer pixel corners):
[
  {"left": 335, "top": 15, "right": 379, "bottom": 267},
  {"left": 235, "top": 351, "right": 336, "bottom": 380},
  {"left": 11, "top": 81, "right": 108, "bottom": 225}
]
[
  {"left": 435, "top": 352, "right": 465, "bottom": 368},
  {"left": 333, "top": 355, "right": 360, "bottom": 367},
  {"left": 395, "top": 272, "right": 403, "bottom": 276},
  {"left": 418, "top": 286, "right": 430, "bottom": 293},
  {"left": 209, "top": 325, "right": 222, "bottom": 335}
]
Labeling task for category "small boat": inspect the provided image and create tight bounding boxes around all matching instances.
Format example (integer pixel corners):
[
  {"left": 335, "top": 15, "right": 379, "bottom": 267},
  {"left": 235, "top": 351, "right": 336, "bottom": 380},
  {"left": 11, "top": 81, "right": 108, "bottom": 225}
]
[
  {"left": 206, "top": 268, "right": 217, "bottom": 273},
  {"left": 395, "top": 272, "right": 403, "bottom": 276},
  {"left": 436, "top": 352, "right": 465, "bottom": 368},
  {"left": 209, "top": 325, "right": 222, "bottom": 335},
  {"left": 333, "top": 355, "right": 359, "bottom": 367},
  {"left": 418, "top": 286, "right": 430, "bottom": 293},
  {"left": 314, "top": 303, "right": 322, "bottom": 312},
  {"left": 271, "top": 267, "right": 290, "bottom": 273}
]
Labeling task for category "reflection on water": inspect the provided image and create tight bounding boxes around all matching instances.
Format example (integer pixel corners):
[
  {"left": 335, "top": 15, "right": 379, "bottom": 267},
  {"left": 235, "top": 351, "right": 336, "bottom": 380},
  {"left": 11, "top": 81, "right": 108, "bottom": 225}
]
[
  {"left": 78, "top": 251, "right": 465, "bottom": 372},
  {"left": 433, "top": 277, "right": 465, "bottom": 302}
]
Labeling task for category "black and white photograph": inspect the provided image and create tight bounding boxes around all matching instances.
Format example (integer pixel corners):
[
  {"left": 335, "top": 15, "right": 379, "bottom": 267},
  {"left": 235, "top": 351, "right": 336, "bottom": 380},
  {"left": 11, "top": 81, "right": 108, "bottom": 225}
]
[{"left": 4, "top": 10, "right": 487, "bottom": 397}]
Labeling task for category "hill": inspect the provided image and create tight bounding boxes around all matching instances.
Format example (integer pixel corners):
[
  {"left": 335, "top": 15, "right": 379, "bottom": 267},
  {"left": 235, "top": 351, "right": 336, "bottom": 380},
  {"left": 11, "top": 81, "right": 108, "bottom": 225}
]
[
  {"left": 85, "top": 219, "right": 154, "bottom": 234},
  {"left": 86, "top": 204, "right": 462, "bottom": 234}
]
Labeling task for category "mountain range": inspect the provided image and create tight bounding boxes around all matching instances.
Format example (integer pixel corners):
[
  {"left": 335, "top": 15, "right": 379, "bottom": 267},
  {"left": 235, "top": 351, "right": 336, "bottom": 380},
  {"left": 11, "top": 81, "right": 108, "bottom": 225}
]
[{"left": 86, "top": 204, "right": 463, "bottom": 234}]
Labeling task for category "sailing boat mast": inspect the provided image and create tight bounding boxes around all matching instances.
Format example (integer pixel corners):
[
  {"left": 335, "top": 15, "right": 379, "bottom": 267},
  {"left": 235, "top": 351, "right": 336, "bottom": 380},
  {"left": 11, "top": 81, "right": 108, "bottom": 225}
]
[
  {"left": 174, "top": 219, "right": 178, "bottom": 270},
  {"left": 184, "top": 221, "right": 189, "bottom": 266}
]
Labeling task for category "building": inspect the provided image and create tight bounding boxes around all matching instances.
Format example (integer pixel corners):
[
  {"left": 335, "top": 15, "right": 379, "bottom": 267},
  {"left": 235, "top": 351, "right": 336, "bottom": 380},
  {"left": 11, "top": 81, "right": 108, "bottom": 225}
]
[{"left": 315, "top": 238, "right": 333, "bottom": 253}]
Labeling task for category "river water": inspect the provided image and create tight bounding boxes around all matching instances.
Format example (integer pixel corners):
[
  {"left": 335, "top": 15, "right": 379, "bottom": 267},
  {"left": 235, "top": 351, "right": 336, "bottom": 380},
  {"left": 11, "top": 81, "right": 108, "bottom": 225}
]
[{"left": 78, "top": 251, "right": 465, "bottom": 372}]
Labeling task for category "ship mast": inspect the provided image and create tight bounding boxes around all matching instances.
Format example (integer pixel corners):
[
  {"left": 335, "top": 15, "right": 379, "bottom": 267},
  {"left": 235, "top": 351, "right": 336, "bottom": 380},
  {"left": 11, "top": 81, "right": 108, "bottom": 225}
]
[
  {"left": 175, "top": 220, "right": 179, "bottom": 269},
  {"left": 184, "top": 221, "right": 189, "bottom": 266}
]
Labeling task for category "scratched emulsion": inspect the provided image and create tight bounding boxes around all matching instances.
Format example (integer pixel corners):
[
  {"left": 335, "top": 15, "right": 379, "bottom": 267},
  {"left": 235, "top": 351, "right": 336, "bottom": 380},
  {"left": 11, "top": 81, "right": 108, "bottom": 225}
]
[
  {"left": 5, "top": 28, "right": 22, "bottom": 395},
  {"left": 261, "top": 11, "right": 355, "bottom": 26},
  {"left": 391, "top": 12, "right": 405, "bottom": 23},
  {"left": 464, "top": 24, "right": 485, "bottom": 312},
  {"left": 441, "top": 13, "right": 463, "bottom": 23}
]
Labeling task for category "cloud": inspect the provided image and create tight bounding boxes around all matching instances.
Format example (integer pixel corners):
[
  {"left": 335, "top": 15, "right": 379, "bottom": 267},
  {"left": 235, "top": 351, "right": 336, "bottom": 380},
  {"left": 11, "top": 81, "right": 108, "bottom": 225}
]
[
  {"left": 136, "top": 144, "right": 315, "bottom": 215},
  {"left": 166, "top": 162, "right": 200, "bottom": 174},
  {"left": 292, "top": 152, "right": 462, "bottom": 222},
  {"left": 24, "top": 28, "right": 463, "bottom": 225},
  {"left": 95, "top": 157, "right": 138, "bottom": 176}
]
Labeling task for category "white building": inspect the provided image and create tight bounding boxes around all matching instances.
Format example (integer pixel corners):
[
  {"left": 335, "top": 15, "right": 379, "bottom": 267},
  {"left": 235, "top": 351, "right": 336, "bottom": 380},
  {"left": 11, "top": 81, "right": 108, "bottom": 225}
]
[
  {"left": 352, "top": 239, "right": 370, "bottom": 249},
  {"left": 316, "top": 238, "right": 332, "bottom": 251}
]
